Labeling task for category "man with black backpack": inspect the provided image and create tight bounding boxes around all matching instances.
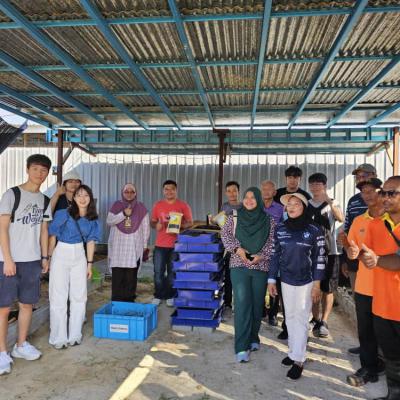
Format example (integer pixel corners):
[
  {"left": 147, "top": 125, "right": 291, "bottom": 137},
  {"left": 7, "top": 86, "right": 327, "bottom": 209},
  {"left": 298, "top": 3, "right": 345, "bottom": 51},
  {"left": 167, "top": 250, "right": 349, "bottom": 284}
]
[
  {"left": 0, "top": 154, "right": 52, "bottom": 376},
  {"left": 307, "top": 173, "right": 344, "bottom": 338}
]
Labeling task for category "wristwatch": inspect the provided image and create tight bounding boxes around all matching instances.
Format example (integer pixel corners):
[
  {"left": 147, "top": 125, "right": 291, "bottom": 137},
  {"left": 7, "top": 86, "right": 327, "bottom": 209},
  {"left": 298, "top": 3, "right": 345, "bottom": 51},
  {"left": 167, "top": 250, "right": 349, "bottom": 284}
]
[{"left": 41, "top": 256, "right": 49, "bottom": 260}]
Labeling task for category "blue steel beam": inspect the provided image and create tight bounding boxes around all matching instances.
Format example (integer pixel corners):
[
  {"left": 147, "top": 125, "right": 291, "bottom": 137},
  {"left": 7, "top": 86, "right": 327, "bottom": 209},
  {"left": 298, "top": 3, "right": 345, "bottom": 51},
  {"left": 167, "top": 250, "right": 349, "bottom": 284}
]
[
  {"left": 2, "top": 83, "right": 400, "bottom": 100},
  {"left": 0, "top": 50, "right": 114, "bottom": 128},
  {"left": 167, "top": 0, "right": 213, "bottom": 127},
  {"left": 288, "top": 0, "right": 369, "bottom": 129},
  {"left": 47, "top": 128, "right": 390, "bottom": 144},
  {"left": 79, "top": 0, "right": 179, "bottom": 129},
  {"left": 250, "top": 0, "right": 273, "bottom": 128},
  {"left": 0, "top": 84, "right": 83, "bottom": 129},
  {"left": 0, "top": 1, "right": 147, "bottom": 129},
  {"left": 366, "top": 103, "right": 400, "bottom": 127},
  {"left": 327, "top": 54, "right": 400, "bottom": 127},
  {"left": 1, "top": 6, "right": 400, "bottom": 30},
  {"left": 0, "top": 101, "right": 51, "bottom": 127},
  {"left": 0, "top": 54, "right": 396, "bottom": 73}
]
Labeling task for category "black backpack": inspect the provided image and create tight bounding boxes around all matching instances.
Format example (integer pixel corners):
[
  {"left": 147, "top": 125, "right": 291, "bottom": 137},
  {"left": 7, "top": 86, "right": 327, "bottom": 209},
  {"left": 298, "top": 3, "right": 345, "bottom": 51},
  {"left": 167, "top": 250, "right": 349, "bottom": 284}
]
[
  {"left": 307, "top": 202, "right": 332, "bottom": 254},
  {"left": 10, "top": 186, "right": 50, "bottom": 223}
]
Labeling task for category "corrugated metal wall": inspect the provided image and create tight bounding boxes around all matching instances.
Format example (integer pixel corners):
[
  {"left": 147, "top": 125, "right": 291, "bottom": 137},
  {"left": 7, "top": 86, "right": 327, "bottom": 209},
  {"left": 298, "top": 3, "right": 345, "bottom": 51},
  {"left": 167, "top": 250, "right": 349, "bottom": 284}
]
[{"left": 0, "top": 147, "right": 394, "bottom": 243}]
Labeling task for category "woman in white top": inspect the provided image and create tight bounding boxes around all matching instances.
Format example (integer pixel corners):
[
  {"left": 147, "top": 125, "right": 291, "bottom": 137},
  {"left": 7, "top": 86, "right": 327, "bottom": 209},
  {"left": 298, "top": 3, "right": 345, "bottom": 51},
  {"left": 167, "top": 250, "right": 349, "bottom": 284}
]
[{"left": 107, "top": 183, "right": 150, "bottom": 302}]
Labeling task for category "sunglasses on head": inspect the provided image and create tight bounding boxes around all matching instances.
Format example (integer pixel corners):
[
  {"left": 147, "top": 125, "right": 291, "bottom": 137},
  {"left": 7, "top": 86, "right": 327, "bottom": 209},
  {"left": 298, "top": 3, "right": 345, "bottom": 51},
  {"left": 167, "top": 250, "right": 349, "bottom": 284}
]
[{"left": 378, "top": 189, "right": 400, "bottom": 198}]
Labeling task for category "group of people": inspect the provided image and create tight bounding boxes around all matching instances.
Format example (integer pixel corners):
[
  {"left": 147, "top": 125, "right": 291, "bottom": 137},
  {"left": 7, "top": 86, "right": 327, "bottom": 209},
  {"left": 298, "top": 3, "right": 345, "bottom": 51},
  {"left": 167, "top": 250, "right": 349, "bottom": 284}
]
[
  {"left": 220, "top": 166, "right": 343, "bottom": 381},
  {"left": 0, "top": 155, "right": 398, "bottom": 399},
  {"left": 0, "top": 155, "right": 100, "bottom": 375},
  {"left": 219, "top": 164, "right": 400, "bottom": 399}
]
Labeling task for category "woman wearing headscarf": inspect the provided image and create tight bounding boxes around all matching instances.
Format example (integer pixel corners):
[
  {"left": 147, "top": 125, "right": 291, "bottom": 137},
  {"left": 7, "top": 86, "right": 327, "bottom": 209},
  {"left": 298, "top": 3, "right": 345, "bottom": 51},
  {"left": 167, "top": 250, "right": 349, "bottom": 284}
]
[
  {"left": 221, "top": 187, "right": 275, "bottom": 363},
  {"left": 107, "top": 183, "right": 150, "bottom": 302},
  {"left": 268, "top": 193, "right": 325, "bottom": 380}
]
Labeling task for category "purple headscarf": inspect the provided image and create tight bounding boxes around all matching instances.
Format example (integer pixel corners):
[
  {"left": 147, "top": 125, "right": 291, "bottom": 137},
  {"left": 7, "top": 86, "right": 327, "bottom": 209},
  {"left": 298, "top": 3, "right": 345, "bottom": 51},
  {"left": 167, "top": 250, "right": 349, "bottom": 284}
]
[{"left": 109, "top": 183, "right": 147, "bottom": 234}]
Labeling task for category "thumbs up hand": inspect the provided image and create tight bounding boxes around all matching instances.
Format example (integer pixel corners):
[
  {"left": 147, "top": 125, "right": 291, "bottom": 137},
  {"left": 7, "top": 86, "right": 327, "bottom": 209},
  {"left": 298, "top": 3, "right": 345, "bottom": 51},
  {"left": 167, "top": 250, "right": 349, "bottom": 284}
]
[
  {"left": 347, "top": 240, "right": 360, "bottom": 260},
  {"left": 359, "top": 244, "right": 379, "bottom": 269}
]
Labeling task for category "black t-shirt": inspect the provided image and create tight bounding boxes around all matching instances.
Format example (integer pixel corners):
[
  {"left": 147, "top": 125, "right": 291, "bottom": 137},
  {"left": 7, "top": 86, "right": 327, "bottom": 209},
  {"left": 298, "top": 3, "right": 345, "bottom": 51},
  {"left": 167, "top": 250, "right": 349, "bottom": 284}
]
[
  {"left": 54, "top": 194, "right": 71, "bottom": 213},
  {"left": 274, "top": 187, "right": 312, "bottom": 205}
]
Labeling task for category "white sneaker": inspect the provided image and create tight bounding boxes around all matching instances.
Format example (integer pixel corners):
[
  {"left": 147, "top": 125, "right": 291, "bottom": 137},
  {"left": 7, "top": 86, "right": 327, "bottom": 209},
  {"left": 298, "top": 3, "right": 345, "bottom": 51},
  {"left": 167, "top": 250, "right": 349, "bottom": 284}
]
[
  {"left": 166, "top": 298, "right": 175, "bottom": 307},
  {"left": 11, "top": 341, "right": 42, "bottom": 361},
  {"left": 0, "top": 352, "right": 13, "bottom": 375},
  {"left": 151, "top": 298, "right": 161, "bottom": 306}
]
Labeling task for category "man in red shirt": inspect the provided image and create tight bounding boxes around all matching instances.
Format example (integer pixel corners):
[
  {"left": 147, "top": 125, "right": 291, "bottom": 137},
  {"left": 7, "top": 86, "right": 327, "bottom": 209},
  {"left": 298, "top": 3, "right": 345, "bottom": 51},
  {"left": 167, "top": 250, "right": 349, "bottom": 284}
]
[
  {"left": 151, "top": 180, "right": 193, "bottom": 307},
  {"left": 349, "top": 176, "right": 400, "bottom": 400}
]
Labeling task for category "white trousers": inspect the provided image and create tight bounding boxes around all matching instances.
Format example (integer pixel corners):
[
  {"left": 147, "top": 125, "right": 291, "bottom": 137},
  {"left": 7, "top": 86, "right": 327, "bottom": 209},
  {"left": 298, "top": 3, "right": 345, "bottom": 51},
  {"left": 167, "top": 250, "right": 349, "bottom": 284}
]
[
  {"left": 49, "top": 242, "right": 87, "bottom": 345},
  {"left": 281, "top": 281, "right": 313, "bottom": 363}
]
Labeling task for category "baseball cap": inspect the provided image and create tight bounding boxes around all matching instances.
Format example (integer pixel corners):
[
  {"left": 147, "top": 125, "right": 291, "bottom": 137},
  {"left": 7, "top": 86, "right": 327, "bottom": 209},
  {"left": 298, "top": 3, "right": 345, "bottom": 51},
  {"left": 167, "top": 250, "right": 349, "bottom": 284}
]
[
  {"left": 280, "top": 192, "right": 308, "bottom": 207},
  {"left": 356, "top": 178, "right": 382, "bottom": 191},
  {"left": 63, "top": 170, "right": 82, "bottom": 184},
  {"left": 352, "top": 163, "right": 376, "bottom": 175}
]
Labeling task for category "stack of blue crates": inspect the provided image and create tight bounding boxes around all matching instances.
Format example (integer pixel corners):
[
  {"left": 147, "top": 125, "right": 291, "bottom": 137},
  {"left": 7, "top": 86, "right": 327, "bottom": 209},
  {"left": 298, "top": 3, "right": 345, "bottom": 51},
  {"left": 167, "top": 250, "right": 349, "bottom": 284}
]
[{"left": 171, "top": 230, "right": 224, "bottom": 329}]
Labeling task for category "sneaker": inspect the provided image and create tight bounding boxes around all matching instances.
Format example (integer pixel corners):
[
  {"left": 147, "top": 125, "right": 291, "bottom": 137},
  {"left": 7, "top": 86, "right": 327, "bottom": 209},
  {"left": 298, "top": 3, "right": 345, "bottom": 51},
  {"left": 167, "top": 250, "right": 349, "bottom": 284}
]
[
  {"left": 309, "top": 317, "right": 319, "bottom": 330},
  {"left": 0, "top": 352, "right": 13, "bottom": 375},
  {"left": 287, "top": 363, "right": 303, "bottom": 380},
  {"left": 54, "top": 343, "right": 68, "bottom": 350},
  {"left": 151, "top": 298, "right": 161, "bottom": 306},
  {"left": 268, "top": 316, "right": 278, "bottom": 327},
  {"left": 346, "top": 367, "right": 378, "bottom": 387},
  {"left": 348, "top": 346, "right": 360, "bottom": 355},
  {"left": 166, "top": 298, "right": 175, "bottom": 307},
  {"left": 11, "top": 341, "right": 41, "bottom": 361},
  {"left": 318, "top": 321, "right": 330, "bottom": 338},
  {"left": 250, "top": 343, "right": 260, "bottom": 352},
  {"left": 312, "top": 320, "right": 322, "bottom": 337},
  {"left": 277, "top": 329, "right": 288, "bottom": 340},
  {"left": 235, "top": 350, "right": 250, "bottom": 363},
  {"left": 281, "top": 356, "right": 295, "bottom": 368}
]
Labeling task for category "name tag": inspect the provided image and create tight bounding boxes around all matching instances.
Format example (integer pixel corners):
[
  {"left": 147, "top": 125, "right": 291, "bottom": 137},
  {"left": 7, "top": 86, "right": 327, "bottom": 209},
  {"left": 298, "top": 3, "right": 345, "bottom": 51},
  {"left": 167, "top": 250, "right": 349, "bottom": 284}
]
[{"left": 110, "top": 324, "right": 129, "bottom": 333}]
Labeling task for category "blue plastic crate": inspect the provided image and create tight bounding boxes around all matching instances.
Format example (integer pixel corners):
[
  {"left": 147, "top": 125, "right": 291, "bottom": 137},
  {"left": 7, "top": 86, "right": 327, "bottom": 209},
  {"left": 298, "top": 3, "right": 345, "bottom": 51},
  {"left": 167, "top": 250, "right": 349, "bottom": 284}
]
[
  {"left": 176, "top": 307, "right": 221, "bottom": 320},
  {"left": 174, "top": 242, "right": 223, "bottom": 253},
  {"left": 173, "top": 261, "right": 223, "bottom": 272},
  {"left": 93, "top": 301, "right": 157, "bottom": 341},
  {"left": 174, "top": 297, "right": 223, "bottom": 309},
  {"left": 178, "top": 253, "right": 220, "bottom": 262},
  {"left": 173, "top": 279, "right": 223, "bottom": 290},
  {"left": 171, "top": 309, "right": 222, "bottom": 328},
  {"left": 177, "top": 230, "right": 218, "bottom": 243},
  {"left": 175, "top": 271, "right": 219, "bottom": 281},
  {"left": 177, "top": 289, "right": 216, "bottom": 301}
]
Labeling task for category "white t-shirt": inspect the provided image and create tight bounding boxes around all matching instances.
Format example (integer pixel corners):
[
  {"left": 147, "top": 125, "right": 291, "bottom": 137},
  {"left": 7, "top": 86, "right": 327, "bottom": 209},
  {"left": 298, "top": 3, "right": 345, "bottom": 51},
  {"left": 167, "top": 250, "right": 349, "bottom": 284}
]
[
  {"left": 308, "top": 198, "right": 341, "bottom": 255},
  {"left": 0, "top": 187, "right": 52, "bottom": 262}
]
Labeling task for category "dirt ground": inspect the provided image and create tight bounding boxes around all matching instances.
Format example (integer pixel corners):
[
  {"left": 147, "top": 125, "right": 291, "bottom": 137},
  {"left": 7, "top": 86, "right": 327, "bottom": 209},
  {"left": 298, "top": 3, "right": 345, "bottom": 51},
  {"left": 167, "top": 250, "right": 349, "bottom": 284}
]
[{"left": 0, "top": 279, "right": 388, "bottom": 400}]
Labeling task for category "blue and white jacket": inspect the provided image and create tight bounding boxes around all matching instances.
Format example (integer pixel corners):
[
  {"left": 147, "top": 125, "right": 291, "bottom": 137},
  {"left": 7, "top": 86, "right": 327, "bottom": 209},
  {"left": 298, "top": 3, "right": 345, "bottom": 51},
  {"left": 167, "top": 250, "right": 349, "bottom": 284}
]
[
  {"left": 268, "top": 222, "right": 326, "bottom": 286},
  {"left": 344, "top": 192, "right": 367, "bottom": 233}
]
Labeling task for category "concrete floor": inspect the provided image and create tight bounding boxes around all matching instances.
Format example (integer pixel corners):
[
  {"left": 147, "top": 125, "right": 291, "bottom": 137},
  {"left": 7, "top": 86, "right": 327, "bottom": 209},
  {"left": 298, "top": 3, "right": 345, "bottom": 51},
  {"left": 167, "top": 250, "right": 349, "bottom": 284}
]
[{"left": 0, "top": 266, "right": 388, "bottom": 400}]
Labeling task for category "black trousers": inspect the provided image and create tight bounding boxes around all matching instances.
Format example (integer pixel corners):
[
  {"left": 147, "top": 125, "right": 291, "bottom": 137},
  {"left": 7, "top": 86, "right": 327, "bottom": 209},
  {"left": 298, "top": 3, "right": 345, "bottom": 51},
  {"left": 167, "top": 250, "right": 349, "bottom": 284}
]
[
  {"left": 374, "top": 315, "right": 400, "bottom": 384},
  {"left": 355, "top": 293, "right": 379, "bottom": 373},
  {"left": 111, "top": 262, "right": 139, "bottom": 302},
  {"left": 223, "top": 253, "right": 232, "bottom": 307},
  {"left": 268, "top": 278, "right": 287, "bottom": 331}
]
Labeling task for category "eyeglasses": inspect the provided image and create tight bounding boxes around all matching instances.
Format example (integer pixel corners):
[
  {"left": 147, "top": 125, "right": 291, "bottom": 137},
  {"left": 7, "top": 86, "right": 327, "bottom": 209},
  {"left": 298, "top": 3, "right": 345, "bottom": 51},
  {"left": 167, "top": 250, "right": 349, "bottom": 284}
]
[
  {"left": 124, "top": 191, "right": 136, "bottom": 194},
  {"left": 378, "top": 189, "right": 400, "bottom": 198}
]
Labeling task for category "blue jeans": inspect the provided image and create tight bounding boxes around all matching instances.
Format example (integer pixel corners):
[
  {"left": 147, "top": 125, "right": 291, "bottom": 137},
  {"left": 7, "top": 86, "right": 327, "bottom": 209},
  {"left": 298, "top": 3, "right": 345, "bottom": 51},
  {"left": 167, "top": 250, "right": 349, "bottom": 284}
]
[{"left": 153, "top": 247, "right": 176, "bottom": 299}]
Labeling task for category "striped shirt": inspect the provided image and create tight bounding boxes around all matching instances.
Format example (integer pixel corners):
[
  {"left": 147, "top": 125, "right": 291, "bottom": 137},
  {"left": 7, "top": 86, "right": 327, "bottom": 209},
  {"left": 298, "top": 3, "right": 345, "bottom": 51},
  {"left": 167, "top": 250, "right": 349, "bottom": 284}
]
[{"left": 344, "top": 192, "right": 367, "bottom": 233}]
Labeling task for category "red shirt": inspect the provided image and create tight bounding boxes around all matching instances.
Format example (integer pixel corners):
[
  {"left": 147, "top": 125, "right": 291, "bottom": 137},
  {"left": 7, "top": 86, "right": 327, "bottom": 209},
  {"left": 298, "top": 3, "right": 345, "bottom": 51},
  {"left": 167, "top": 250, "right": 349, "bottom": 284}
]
[{"left": 151, "top": 199, "right": 192, "bottom": 248}]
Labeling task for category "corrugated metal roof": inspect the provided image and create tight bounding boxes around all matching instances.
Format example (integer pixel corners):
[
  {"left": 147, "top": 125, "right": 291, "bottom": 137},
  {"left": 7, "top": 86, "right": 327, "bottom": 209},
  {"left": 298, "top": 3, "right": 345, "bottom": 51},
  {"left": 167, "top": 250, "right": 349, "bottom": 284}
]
[{"left": 0, "top": 0, "right": 400, "bottom": 137}]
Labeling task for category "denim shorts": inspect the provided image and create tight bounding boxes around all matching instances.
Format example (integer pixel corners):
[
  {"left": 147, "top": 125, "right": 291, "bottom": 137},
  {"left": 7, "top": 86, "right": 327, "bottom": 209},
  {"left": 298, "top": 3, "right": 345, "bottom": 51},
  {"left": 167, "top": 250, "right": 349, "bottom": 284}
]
[{"left": 0, "top": 260, "right": 42, "bottom": 307}]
